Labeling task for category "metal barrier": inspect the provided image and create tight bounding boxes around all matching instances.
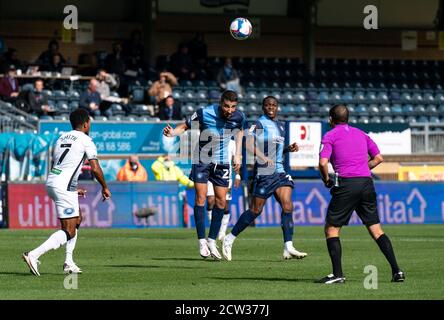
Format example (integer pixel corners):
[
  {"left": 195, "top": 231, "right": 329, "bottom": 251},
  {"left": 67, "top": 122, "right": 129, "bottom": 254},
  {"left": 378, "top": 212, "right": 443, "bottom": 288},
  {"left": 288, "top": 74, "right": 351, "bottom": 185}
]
[
  {"left": 411, "top": 123, "right": 444, "bottom": 154},
  {"left": 0, "top": 101, "right": 38, "bottom": 132}
]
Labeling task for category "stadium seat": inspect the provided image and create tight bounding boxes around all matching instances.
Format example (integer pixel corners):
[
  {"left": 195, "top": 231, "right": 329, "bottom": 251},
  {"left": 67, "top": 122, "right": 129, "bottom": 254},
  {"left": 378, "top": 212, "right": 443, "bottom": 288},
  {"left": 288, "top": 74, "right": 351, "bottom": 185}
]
[
  {"left": 54, "top": 115, "right": 68, "bottom": 121},
  {"left": 111, "top": 104, "right": 125, "bottom": 115},
  {"left": 368, "top": 104, "right": 379, "bottom": 115},
  {"left": 355, "top": 104, "right": 368, "bottom": 115},
  {"left": 56, "top": 101, "right": 69, "bottom": 113},
  {"left": 402, "top": 104, "right": 414, "bottom": 115},
  {"left": 426, "top": 104, "right": 438, "bottom": 114},
  {"left": 393, "top": 116, "right": 405, "bottom": 123},
  {"left": 69, "top": 101, "right": 79, "bottom": 111},
  {"left": 382, "top": 116, "right": 393, "bottom": 123},
  {"left": 53, "top": 90, "right": 66, "bottom": 100},
  {"left": 391, "top": 104, "right": 403, "bottom": 114},
  {"left": 417, "top": 116, "right": 428, "bottom": 123},
  {"left": 131, "top": 88, "right": 144, "bottom": 103},
  {"left": 369, "top": 116, "right": 382, "bottom": 123},
  {"left": 67, "top": 91, "right": 80, "bottom": 101}
]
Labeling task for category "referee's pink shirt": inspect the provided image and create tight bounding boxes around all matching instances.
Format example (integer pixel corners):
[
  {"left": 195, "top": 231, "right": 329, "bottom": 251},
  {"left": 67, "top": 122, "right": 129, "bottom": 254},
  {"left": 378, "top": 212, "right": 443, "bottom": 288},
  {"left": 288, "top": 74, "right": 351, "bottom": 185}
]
[{"left": 319, "top": 124, "right": 380, "bottom": 178}]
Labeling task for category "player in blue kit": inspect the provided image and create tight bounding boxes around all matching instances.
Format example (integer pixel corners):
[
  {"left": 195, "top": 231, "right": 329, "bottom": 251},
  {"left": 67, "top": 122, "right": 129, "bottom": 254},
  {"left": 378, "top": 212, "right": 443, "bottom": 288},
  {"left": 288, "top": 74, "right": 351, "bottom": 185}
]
[
  {"left": 222, "top": 96, "right": 307, "bottom": 261},
  {"left": 163, "top": 90, "right": 245, "bottom": 260}
]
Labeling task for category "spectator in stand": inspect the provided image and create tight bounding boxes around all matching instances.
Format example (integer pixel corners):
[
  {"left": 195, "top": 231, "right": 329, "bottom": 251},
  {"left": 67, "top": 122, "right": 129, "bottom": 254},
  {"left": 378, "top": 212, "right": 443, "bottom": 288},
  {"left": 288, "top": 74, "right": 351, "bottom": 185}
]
[
  {"left": 43, "top": 53, "right": 64, "bottom": 73},
  {"left": 37, "top": 40, "right": 66, "bottom": 67},
  {"left": 151, "top": 155, "right": 194, "bottom": 188},
  {"left": 148, "top": 71, "right": 178, "bottom": 105},
  {"left": 157, "top": 95, "right": 182, "bottom": 121},
  {"left": 96, "top": 69, "right": 129, "bottom": 114},
  {"left": 217, "top": 57, "right": 242, "bottom": 94},
  {"left": 105, "top": 42, "right": 126, "bottom": 76},
  {"left": 80, "top": 78, "right": 108, "bottom": 117},
  {"left": 123, "top": 29, "right": 146, "bottom": 74},
  {"left": 117, "top": 155, "right": 148, "bottom": 182},
  {"left": 170, "top": 43, "right": 195, "bottom": 80},
  {"left": 0, "top": 65, "right": 20, "bottom": 103},
  {"left": 28, "top": 79, "right": 55, "bottom": 117},
  {"left": 1, "top": 48, "right": 25, "bottom": 73},
  {"left": 188, "top": 33, "right": 208, "bottom": 80}
]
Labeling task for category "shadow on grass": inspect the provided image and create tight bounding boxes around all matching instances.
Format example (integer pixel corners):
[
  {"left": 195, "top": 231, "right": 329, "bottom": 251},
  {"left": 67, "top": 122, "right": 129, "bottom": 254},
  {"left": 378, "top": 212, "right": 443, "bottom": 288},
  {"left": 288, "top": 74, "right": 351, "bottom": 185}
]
[
  {"left": 206, "top": 276, "right": 357, "bottom": 284},
  {"left": 106, "top": 264, "right": 204, "bottom": 270}
]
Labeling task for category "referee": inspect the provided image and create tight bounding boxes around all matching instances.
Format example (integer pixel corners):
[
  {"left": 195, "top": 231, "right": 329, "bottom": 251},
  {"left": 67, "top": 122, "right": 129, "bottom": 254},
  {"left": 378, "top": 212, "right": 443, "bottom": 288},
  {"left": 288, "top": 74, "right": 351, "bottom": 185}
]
[{"left": 317, "top": 104, "right": 405, "bottom": 284}]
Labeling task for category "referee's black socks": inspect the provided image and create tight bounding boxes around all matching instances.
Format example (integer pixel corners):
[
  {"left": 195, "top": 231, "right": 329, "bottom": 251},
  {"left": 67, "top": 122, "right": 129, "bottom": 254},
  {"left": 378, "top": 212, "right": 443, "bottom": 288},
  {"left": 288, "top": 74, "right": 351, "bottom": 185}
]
[
  {"left": 326, "top": 237, "right": 343, "bottom": 278},
  {"left": 376, "top": 234, "right": 400, "bottom": 274}
]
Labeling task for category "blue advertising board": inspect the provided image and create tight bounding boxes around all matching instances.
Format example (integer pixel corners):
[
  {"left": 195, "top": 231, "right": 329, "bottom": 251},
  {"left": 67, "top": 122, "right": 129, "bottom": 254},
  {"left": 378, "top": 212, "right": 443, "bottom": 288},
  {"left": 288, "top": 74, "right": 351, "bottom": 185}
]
[
  {"left": 186, "top": 181, "right": 444, "bottom": 227},
  {"left": 39, "top": 121, "right": 181, "bottom": 156}
]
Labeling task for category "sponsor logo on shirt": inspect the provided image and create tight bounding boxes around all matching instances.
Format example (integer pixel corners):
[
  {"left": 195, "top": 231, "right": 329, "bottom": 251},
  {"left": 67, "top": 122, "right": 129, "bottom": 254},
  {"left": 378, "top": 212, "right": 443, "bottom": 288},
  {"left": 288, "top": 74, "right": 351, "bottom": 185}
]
[{"left": 51, "top": 168, "right": 62, "bottom": 175}]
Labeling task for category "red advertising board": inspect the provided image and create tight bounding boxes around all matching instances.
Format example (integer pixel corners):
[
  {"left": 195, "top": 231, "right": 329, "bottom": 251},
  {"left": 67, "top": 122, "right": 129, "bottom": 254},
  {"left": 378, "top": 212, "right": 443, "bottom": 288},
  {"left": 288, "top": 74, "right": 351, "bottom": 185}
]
[{"left": 8, "top": 184, "right": 60, "bottom": 229}]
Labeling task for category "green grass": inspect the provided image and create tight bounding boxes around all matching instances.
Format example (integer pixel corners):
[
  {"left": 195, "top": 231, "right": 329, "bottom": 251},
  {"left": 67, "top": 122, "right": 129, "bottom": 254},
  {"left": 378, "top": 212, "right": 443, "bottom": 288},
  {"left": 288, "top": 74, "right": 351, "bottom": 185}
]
[{"left": 1, "top": 225, "right": 443, "bottom": 300}]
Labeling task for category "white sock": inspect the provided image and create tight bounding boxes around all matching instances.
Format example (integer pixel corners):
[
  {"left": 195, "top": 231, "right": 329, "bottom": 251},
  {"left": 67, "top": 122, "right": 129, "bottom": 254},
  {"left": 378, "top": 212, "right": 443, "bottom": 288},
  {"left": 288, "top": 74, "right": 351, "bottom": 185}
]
[
  {"left": 207, "top": 210, "right": 212, "bottom": 222},
  {"left": 225, "top": 233, "right": 236, "bottom": 243},
  {"left": 199, "top": 239, "right": 207, "bottom": 245},
  {"left": 218, "top": 214, "right": 230, "bottom": 237},
  {"left": 65, "top": 230, "right": 78, "bottom": 265},
  {"left": 30, "top": 230, "right": 68, "bottom": 259},
  {"left": 285, "top": 241, "right": 294, "bottom": 251},
  {"left": 207, "top": 238, "right": 216, "bottom": 246}
]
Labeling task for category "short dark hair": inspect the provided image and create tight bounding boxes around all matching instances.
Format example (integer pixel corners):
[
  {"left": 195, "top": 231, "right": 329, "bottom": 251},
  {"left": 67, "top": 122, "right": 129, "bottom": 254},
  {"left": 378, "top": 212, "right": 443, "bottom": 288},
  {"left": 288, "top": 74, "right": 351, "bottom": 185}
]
[
  {"left": 70, "top": 109, "right": 90, "bottom": 129},
  {"left": 221, "top": 90, "right": 238, "bottom": 103},
  {"left": 262, "top": 96, "right": 278, "bottom": 106},
  {"left": 329, "top": 104, "right": 349, "bottom": 124}
]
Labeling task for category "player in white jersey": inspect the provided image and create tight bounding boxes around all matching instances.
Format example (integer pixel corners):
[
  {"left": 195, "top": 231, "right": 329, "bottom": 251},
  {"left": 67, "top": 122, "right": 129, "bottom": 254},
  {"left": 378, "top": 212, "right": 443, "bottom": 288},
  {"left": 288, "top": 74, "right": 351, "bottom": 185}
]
[
  {"left": 206, "top": 139, "right": 241, "bottom": 241},
  {"left": 23, "top": 109, "right": 111, "bottom": 276}
]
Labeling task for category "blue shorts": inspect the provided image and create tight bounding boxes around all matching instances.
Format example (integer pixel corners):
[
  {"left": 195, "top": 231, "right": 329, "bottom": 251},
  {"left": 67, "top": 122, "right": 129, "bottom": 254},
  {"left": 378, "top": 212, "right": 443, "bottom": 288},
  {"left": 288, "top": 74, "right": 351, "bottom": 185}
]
[
  {"left": 252, "top": 172, "right": 294, "bottom": 199},
  {"left": 190, "top": 163, "right": 230, "bottom": 188}
]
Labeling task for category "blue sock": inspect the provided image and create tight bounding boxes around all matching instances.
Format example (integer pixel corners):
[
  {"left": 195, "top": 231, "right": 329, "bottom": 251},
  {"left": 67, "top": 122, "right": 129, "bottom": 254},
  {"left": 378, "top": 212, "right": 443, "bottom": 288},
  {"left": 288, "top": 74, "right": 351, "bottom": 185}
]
[
  {"left": 281, "top": 212, "right": 294, "bottom": 243},
  {"left": 194, "top": 206, "right": 206, "bottom": 240},
  {"left": 231, "top": 210, "right": 256, "bottom": 237},
  {"left": 208, "top": 207, "right": 224, "bottom": 240}
]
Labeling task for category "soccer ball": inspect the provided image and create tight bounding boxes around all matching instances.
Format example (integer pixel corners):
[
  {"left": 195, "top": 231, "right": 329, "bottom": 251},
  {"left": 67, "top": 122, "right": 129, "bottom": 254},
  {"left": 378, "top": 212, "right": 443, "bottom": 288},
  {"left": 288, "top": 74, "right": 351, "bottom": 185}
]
[{"left": 230, "top": 18, "right": 252, "bottom": 40}]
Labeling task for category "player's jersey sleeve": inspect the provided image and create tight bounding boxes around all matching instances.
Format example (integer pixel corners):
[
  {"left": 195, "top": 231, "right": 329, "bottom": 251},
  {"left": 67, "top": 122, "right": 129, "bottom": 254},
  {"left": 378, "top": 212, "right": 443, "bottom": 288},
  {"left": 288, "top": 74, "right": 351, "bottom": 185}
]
[
  {"left": 84, "top": 136, "right": 98, "bottom": 160},
  {"left": 185, "top": 108, "right": 203, "bottom": 129},
  {"left": 319, "top": 132, "right": 333, "bottom": 159},
  {"left": 365, "top": 133, "right": 380, "bottom": 158}
]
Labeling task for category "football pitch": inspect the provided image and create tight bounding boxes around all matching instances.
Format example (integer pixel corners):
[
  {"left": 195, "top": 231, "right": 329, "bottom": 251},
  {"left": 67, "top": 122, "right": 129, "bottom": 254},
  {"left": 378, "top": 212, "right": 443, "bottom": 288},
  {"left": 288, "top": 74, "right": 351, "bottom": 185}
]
[{"left": 1, "top": 225, "right": 443, "bottom": 300}]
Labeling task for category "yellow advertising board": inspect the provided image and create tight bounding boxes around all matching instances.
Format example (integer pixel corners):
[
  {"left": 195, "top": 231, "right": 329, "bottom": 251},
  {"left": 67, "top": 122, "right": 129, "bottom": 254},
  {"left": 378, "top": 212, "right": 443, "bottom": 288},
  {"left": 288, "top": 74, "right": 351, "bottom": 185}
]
[{"left": 398, "top": 165, "right": 444, "bottom": 181}]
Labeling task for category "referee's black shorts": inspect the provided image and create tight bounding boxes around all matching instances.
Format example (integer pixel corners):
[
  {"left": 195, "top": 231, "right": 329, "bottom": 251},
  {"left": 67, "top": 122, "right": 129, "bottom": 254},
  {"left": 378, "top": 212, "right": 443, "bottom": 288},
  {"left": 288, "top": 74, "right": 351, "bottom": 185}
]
[{"left": 326, "top": 177, "right": 380, "bottom": 227}]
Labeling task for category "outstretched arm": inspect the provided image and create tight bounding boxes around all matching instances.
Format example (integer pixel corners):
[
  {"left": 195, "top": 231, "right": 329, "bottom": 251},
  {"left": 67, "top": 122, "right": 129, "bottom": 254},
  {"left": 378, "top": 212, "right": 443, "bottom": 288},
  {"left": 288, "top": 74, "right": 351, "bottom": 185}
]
[{"left": 163, "top": 122, "right": 188, "bottom": 137}]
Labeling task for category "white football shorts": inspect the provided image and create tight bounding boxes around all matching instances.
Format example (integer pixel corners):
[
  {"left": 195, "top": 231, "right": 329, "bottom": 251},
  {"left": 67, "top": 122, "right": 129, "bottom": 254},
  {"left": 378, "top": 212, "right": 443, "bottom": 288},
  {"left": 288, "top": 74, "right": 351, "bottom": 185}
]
[{"left": 46, "top": 186, "right": 80, "bottom": 219}]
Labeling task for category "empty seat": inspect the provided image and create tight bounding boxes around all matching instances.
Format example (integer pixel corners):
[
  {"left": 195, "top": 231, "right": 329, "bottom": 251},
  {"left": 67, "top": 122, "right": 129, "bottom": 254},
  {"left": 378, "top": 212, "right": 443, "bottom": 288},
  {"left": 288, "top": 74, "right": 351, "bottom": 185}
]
[
  {"left": 131, "top": 88, "right": 145, "bottom": 103},
  {"left": 53, "top": 90, "right": 66, "bottom": 100},
  {"left": 111, "top": 104, "right": 125, "bottom": 115},
  {"left": 402, "top": 104, "right": 414, "bottom": 115}
]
